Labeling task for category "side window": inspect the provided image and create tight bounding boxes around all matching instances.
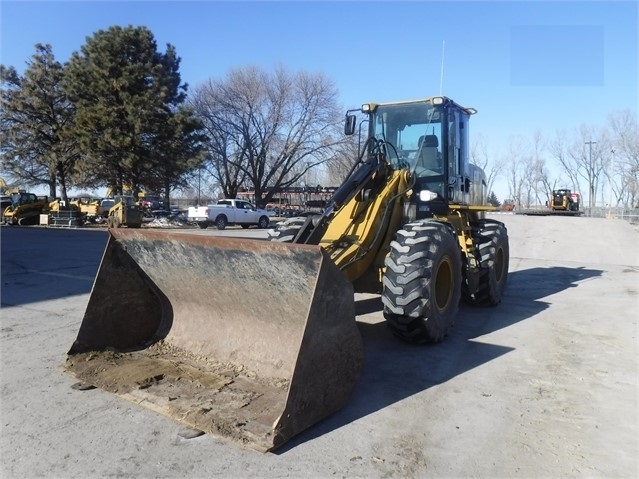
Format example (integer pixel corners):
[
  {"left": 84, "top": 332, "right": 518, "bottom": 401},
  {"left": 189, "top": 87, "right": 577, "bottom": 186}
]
[{"left": 447, "top": 111, "right": 460, "bottom": 178}]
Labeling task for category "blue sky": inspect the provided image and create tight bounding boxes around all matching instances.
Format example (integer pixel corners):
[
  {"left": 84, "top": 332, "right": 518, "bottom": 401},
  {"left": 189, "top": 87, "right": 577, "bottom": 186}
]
[{"left": 1, "top": 0, "right": 637, "bottom": 199}]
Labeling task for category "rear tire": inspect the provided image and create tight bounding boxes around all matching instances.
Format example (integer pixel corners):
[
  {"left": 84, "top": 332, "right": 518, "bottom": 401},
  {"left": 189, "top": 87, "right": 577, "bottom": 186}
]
[
  {"left": 267, "top": 217, "right": 307, "bottom": 242},
  {"left": 215, "top": 215, "right": 227, "bottom": 230},
  {"left": 197, "top": 222, "right": 209, "bottom": 229},
  {"left": 381, "top": 220, "right": 462, "bottom": 344},
  {"left": 462, "top": 219, "right": 509, "bottom": 306}
]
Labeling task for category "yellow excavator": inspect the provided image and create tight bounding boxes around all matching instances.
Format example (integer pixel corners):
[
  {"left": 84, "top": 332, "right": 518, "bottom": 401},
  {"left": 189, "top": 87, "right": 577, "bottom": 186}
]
[{"left": 64, "top": 96, "right": 509, "bottom": 452}]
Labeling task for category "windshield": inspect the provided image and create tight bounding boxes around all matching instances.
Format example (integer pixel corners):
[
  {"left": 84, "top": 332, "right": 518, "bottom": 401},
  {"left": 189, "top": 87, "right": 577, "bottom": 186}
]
[{"left": 371, "top": 102, "right": 444, "bottom": 177}]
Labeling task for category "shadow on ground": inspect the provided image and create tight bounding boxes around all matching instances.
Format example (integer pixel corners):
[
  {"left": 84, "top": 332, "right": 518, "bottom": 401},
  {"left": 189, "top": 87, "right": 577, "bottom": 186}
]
[
  {"left": 1, "top": 227, "right": 604, "bottom": 454},
  {"left": 1, "top": 227, "right": 108, "bottom": 306},
  {"left": 277, "top": 265, "right": 603, "bottom": 453}
]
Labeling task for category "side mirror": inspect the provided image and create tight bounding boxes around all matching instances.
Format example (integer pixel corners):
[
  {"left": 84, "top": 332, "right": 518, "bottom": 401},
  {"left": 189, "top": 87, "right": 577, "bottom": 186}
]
[{"left": 344, "top": 114, "right": 356, "bottom": 136}]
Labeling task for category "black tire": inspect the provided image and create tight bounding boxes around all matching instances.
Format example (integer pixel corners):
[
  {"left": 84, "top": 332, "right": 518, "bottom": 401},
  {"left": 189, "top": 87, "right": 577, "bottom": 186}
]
[
  {"left": 215, "top": 215, "right": 227, "bottom": 230},
  {"left": 381, "top": 220, "right": 462, "bottom": 344},
  {"left": 463, "top": 219, "right": 509, "bottom": 306},
  {"left": 197, "top": 222, "right": 209, "bottom": 229},
  {"left": 258, "top": 215, "right": 270, "bottom": 229},
  {"left": 241, "top": 224, "right": 250, "bottom": 229},
  {"left": 267, "top": 217, "right": 307, "bottom": 242},
  {"left": 18, "top": 215, "right": 38, "bottom": 226}
]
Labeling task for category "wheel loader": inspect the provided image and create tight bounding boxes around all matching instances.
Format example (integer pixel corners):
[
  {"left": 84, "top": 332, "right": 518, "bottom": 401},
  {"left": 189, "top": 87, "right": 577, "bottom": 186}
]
[{"left": 63, "top": 96, "right": 509, "bottom": 452}]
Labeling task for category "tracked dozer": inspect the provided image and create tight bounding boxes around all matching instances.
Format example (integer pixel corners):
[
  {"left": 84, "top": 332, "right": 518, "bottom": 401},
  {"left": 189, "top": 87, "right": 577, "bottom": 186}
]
[{"left": 64, "top": 96, "right": 509, "bottom": 451}]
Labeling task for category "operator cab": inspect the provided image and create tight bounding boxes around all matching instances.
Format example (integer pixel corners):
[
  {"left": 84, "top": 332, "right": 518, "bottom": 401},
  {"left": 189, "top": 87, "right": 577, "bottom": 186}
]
[{"left": 345, "top": 96, "right": 486, "bottom": 217}]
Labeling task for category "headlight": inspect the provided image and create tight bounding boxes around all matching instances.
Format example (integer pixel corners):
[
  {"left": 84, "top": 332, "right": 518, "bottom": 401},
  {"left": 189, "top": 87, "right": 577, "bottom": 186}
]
[{"left": 419, "top": 190, "right": 438, "bottom": 201}]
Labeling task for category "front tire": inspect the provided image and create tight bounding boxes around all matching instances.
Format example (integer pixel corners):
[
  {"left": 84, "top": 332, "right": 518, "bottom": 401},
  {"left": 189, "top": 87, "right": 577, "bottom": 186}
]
[
  {"left": 381, "top": 220, "right": 462, "bottom": 344},
  {"left": 463, "top": 219, "right": 509, "bottom": 306}
]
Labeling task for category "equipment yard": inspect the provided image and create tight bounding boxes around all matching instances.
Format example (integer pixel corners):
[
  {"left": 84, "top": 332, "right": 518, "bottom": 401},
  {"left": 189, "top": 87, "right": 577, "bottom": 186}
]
[{"left": 1, "top": 213, "right": 637, "bottom": 478}]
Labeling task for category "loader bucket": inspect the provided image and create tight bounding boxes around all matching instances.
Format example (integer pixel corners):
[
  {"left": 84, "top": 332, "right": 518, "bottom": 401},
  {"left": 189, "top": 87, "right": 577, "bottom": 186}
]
[{"left": 63, "top": 229, "right": 363, "bottom": 452}]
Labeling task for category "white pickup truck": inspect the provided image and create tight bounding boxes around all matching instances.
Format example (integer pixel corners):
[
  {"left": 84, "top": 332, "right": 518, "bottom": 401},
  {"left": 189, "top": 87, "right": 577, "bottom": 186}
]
[{"left": 187, "top": 199, "right": 273, "bottom": 230}]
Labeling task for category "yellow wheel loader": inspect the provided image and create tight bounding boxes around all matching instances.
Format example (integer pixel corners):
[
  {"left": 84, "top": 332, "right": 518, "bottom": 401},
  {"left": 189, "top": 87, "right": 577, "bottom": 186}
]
[{"left": 63, "top": 96, "right": 509, "bottom": 452}]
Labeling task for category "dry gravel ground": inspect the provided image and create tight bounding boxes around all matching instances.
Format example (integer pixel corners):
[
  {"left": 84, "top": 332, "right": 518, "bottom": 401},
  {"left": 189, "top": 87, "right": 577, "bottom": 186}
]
[{"left": 1, "top": 214, "right": 637, "bottom": 478}]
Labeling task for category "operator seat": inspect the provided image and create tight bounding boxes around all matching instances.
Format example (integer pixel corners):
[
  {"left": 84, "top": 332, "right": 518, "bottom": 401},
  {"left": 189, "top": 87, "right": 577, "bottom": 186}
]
[{"left": 415, "top": 135, "right": 441, "bottom": 173}]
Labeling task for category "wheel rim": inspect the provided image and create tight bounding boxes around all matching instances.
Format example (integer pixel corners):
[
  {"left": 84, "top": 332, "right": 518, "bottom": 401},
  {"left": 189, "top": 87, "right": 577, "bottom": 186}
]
[{"left": 434, "top": 256, "right": 454, "bottom": 312}]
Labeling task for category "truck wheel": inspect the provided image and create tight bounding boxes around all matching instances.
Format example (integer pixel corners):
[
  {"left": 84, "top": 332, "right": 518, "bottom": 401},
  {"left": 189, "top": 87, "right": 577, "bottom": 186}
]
[
  {"left": 267, "top": 217, "right": 307, "bottom": 242},
  {"left": 463, "top": 219, "right": 509, "bottom": 306},
  {"left": 197, "top": 222, "right": 209, "bottom": 229},
  {"left": 381, "top": 220, "right": 462, "bottom": 344},
  {"left": 215, "top": 215, "right": 227, "bottom": 230},
  {"left": 258, "top": 216, "right": 270, "bottom": 229}
]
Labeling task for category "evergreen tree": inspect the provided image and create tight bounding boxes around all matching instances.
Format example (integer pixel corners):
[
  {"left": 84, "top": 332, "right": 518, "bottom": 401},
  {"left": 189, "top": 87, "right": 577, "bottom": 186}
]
[
  {"left": 487, "top": 191, "right": 501, "bottom": 207},
  {"left": 63, "top": 25, "right": 204, "bottom": 197},
  {"left": 0, "top": 44, "right": 77, "bottom": 200}
]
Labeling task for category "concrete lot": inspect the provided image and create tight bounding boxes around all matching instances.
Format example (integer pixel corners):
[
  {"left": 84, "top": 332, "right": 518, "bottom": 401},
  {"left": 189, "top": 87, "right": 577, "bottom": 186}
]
[{"left": 1, "top": 214, "right": 637, "bottom": 478}]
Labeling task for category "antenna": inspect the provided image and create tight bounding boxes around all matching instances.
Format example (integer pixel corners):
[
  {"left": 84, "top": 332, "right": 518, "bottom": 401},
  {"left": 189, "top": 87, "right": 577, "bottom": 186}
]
[{"left": 439, "top": 40, "right": 445, "bottom": 96}]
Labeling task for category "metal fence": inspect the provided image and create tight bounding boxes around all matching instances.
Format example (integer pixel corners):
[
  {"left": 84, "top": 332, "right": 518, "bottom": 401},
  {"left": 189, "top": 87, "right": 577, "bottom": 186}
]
[{"left": 586, "top": 207, "right": 639, "bottom": 224}]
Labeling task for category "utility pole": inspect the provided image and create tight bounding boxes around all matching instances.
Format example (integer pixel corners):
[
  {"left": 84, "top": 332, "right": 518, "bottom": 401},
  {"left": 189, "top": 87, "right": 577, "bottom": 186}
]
[
  {"left": 197, "top": 168, "right": 201, "bottom": 206},
  {"left": 608, "top": 148, "right": 615, "bottom": 216},
  {"left": 585, "top": 140, "right": 597, "bottom": 211}
]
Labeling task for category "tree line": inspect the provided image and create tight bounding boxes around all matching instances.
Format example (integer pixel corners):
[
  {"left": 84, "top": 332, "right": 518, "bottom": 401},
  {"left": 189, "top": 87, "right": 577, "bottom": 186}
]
[
  {"left": 472, "top": 114, "right": 638, "bottom": 210},
  {"left": 2, "top": 25, "right": 637, "bottom": 210},
  {"left": 1, "top": 25, "right": 352, "bottom": 208}
]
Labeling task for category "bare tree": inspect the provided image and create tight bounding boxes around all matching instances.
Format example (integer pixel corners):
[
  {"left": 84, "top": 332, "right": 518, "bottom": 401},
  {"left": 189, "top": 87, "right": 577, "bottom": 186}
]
[
  {"left": 607, "top": 109, "right": 639, "bottom": 208},
  {"left": 527, "top": 130, "right": 557, "bottom": 205},
  {"left": 503, "top": 135, "right": 529, "bottom": 208},
  {"left": 325, "top": 130, "right": 361, "bottom": 186},
  {"left": 568, "top": 124, "right": 610, "bottom": 210},
  {"left": 471, "top": 133, "right": 501, "bottom": 196},
  {"left": 191, "top": 65, "right": 344, "bottom": 206},
  {"left": 548, "top": 130, "right": 582, "bottom": 194}
]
